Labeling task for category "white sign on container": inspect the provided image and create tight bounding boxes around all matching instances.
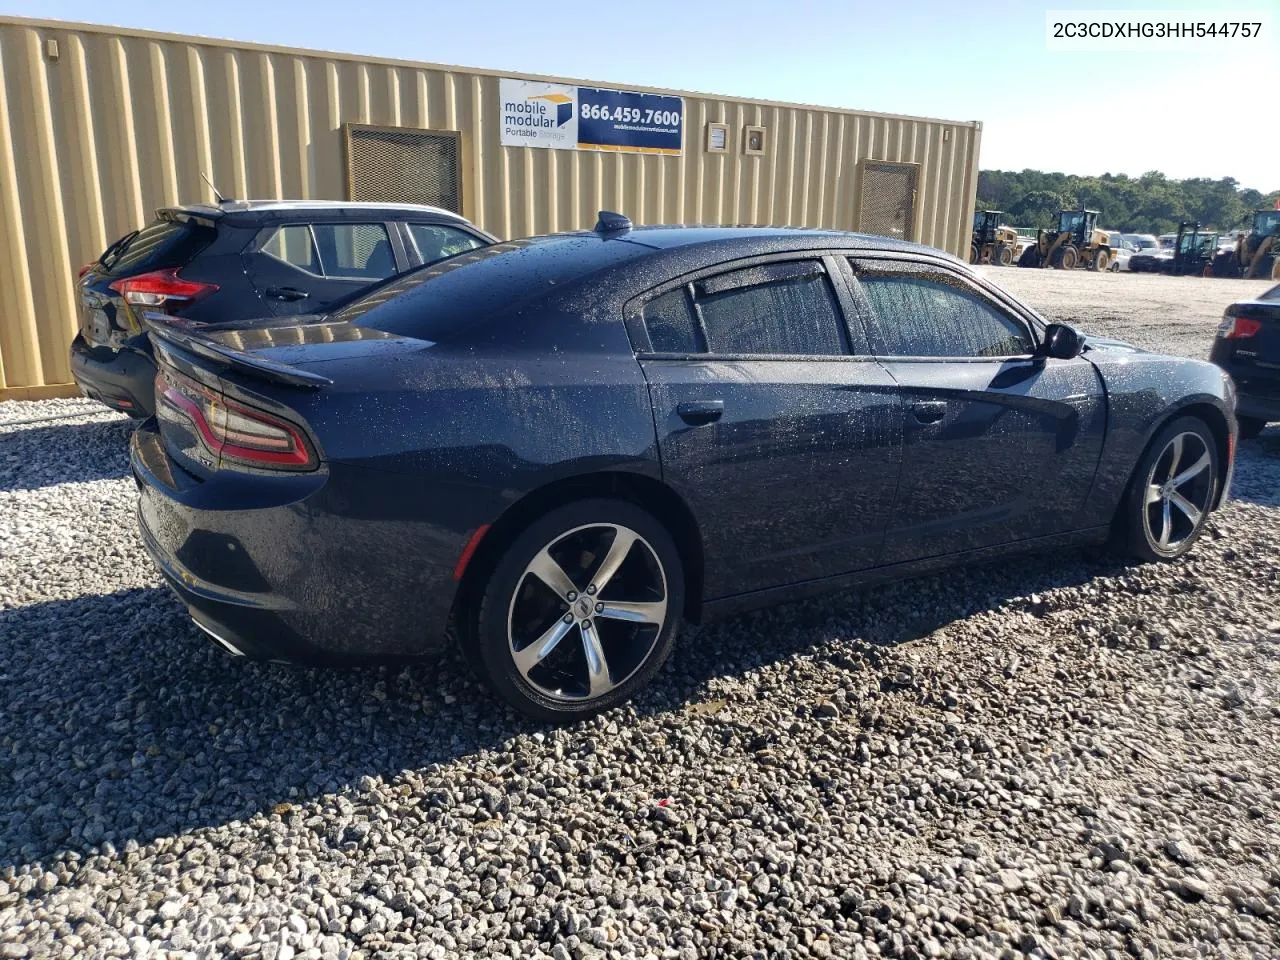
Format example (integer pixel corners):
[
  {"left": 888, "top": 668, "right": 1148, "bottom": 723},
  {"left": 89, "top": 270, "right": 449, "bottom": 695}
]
[{"left": 499, "top": 78, "right": 578, "bottom": 150}]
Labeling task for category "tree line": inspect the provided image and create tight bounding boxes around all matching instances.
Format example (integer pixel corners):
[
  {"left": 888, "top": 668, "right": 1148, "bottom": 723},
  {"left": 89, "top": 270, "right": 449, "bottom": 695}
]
[{"left": 977, "top": 170, "right": 1280, "bottom": 235}]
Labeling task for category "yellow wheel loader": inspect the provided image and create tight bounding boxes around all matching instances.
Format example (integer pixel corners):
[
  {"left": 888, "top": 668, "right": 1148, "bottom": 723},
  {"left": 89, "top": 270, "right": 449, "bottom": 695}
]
[
  {"left": 1211, "top": 208, "right": 1280, "bottom": 280},
  {"left": 1017, "top": 209, "right": 1114, "bottom": 271},
  {"left": 970, "top": 210, "right": 1020, "bottom": 266}
]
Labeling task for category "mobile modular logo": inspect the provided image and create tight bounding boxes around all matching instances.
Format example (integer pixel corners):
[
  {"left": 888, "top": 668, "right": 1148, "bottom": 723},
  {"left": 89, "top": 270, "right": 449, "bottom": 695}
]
[
  {"left": 499, "top": 79, "right": 577, "bottom": 149},
  {"left": 521, "top": 93, "right": 573, "bottom": 128}
]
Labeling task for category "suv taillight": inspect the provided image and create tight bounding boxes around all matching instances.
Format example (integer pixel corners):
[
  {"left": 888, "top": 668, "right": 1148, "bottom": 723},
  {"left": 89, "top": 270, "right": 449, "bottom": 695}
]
[
  {"left": 155, "top": 368, "right": 316, "bottom": 470},
  {"left": 110, "top": 268, "right": 218, "bottom": 313},
  {"left": 1217, "top": 314, "right": 1261, "bottom": 339}
]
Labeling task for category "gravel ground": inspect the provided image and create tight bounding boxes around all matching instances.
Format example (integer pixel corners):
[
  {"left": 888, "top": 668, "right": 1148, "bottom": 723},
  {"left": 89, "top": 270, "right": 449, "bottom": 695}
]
[{"left": 2, "top": 272, "right": 1279, "bottom": 960}]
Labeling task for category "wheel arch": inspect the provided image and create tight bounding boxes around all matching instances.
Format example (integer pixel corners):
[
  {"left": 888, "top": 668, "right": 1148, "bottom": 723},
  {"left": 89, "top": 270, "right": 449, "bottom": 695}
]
[{"left": 451, "top": 470, "right": 707, "bottom": 646}]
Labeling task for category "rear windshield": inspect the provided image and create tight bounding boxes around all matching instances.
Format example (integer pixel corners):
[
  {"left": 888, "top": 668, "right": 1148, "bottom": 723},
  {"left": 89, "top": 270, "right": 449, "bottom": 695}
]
[
  {"left": 333, "top": 234, "right": 648, "bottom": 340},
  {"left": 100, "top": 217, "right": 215, "bottom": 276}
]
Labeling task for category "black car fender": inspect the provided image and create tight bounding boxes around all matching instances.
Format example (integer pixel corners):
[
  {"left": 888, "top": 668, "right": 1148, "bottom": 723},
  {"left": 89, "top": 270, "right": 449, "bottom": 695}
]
[{"left": 1080, "top": 349, "right": 1235, "bottom": 524}]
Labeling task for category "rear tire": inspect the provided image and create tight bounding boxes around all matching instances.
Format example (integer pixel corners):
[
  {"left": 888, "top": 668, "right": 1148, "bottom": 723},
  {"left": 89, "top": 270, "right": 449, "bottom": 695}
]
[
  {"left": 469, "top": 498, "right": 683, "bottom": 722},
  {"left": 969, "top": 243, "right": 980, "bottom": 265},
  {"left": 1211, "top": 251, "right": 1241, "bottom": 278},
  {"left": 1253, "top": 254, "right": 1280, "bottom": 281},
  {"left": 1018, "top": 246, "right": 1041, "bottom": 268},
  {"left": 1115, "top": 416, "right": 1218, "bottom": 563},
  {"left": 1237, "top": 416, "right": 1267, "bottom": 440}
]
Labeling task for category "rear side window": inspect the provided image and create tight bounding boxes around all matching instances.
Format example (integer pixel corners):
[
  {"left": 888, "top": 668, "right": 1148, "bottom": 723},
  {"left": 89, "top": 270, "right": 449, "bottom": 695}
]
[
  {"left": 407, "top": 224, "right": 486, "bottom": 264},
  {"left": 100, "top": 218, "right": 215, "bottom": 277},
  {"left": 857, "top": 271, "right": 1033, "bottom": 358},
  {"left": 640, "top": 260, "right": 848, "bottom": 357},
  {"left": 262, "top": 225, "right": 318, "bottom": 272},
  {"left": 314, "top": 224, "right": 395, "bottom": 280},
  {"left": 259, "top": 223, "right": 396, "bottom": 281},
  {"left": 643, "top": 288, "right": 701, "bottom": 353},
  {"left": 697, "top": 264, "right": 845, "bottom": 356}
]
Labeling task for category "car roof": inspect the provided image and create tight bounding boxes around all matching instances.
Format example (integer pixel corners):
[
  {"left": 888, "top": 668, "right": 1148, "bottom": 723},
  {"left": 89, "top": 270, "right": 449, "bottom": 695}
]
[
  {"left": 603, "top": 224, "right": 959, "bottom": 260},
  {"left": 161, "top": 199, "right": 476, "bottom": 227},
  {"left": 330, "top": 225, "right": 971, "bottom": 342}
]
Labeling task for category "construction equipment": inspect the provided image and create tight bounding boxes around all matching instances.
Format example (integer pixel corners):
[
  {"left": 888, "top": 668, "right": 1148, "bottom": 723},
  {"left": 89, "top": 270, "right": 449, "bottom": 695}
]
[
  {"left": 1212, "top": 208, "right": 1280, "bottom": 279},
  {"left": 970, "top": 210, "right": 1019, "bottom": 266},
  {"left": 1017, "top": 209, "right": 1114, "bottom": 271},
  {"left": 1164, "top": 222, "right": 1219, "bottom": 277}
]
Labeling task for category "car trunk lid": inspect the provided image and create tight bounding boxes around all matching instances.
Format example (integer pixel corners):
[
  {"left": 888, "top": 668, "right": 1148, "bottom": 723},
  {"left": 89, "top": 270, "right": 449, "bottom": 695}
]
[
  {"left": 146, "top": 316, "right": 419, "bottom": 481},
  {"left": 78, "top": 210, "right": 219, "bottom": 348}
]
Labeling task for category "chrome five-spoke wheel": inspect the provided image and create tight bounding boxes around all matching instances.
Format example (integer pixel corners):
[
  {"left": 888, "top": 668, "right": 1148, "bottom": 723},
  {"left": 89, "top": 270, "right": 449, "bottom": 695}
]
[
  {"left": 1122, "top": 417, "right": 1218, "bottom": 562},
  {"left": 473, "top": 499, "right": 685, "bottom": 720},
  {"left": 508, "top": 523, "right": 668, "bottom": 702},
  {"left": 1143, "top": 431, "right": 1214, "bottom": 554}
]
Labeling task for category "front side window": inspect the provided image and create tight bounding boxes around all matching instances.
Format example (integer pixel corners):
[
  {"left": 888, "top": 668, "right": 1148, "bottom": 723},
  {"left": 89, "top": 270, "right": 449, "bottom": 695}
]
[
  {"left": 857, "top": 270, "right": 1033, "bottom": 358},
  {"left": 407, "top": 224, "right": 487, "bottom": 264}
]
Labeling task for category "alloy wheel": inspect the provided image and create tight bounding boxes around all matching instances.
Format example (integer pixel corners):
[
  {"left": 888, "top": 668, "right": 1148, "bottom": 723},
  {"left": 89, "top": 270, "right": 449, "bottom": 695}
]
[
  {"left": 507, "top": 523, "right": 668, "bottom": 703},
  {"left": 1142, "top": 431, "right": 1214, "bottom": 555}
]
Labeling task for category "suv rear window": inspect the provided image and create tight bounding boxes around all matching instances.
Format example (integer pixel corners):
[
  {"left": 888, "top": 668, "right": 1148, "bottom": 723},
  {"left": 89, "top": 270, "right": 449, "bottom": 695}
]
[
  {"left": 335, "top": 235, "right": 648, "bottom": 340},
  {"left": 99, "top": 217, "right": 215, "bottom": 277}
]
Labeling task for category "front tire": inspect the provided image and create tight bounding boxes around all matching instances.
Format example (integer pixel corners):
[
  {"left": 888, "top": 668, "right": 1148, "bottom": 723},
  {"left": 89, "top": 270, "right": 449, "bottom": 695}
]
[
  {"left": 470, "top": 499, "right": 684, "bottom": 722},
  {"left": 1211, "top": 251, "right": 1240, "bottom": 278},
  {"left": 1116, "top": 416, "right": 1218, "bottom": 562}
]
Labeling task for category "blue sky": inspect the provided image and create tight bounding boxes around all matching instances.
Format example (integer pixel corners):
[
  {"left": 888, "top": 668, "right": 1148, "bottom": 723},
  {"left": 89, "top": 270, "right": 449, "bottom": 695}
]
[{"left": 6, "top": 0, "right": 1278, "bottom": 189}]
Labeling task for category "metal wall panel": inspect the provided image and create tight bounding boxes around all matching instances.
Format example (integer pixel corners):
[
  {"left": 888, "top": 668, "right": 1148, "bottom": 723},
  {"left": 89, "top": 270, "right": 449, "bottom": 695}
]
[{"left": 0, "top": 16, "right": 981, "bottom": 397}]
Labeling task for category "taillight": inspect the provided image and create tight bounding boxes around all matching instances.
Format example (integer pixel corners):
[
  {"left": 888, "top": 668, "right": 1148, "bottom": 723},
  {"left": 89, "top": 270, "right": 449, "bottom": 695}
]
[
  {"left": 110, "top": 268, "right": 218, "bottom": 313},
  {"left": 155, "top": 368, "right": 316, "bottom": 470},
  {"left": 1217, "top": 314, "right": 1261, "bottom": 339},
  {"left": 77, "top": 263, "right": 94, "bottom": 279}
]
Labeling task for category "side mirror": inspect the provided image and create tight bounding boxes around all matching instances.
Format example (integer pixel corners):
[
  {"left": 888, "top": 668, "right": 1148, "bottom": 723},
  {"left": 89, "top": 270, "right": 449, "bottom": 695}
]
[{"left": 1040, "top": 323, "right": 1084, "bottom": 360}]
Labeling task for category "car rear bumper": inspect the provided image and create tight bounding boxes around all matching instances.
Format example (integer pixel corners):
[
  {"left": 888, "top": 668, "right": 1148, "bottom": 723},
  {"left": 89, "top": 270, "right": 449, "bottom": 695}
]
[
  {"left": 70, "top": 333, "right": 156, "bottom": 416},
  {"left": 1236, "top": 392, "right": 1280, "bottom": 422},
  {"left": 1210, "top": 354, "right": 1280, "bottom": 423},
  {"left": 129, "top": 419, "right": 461, "bottom": 663}
]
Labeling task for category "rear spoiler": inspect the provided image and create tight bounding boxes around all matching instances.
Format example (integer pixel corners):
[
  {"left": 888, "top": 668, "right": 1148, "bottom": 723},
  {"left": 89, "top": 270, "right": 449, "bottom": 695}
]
[{"left": 144, "top": 316, "right": 333, "bottom": 389}]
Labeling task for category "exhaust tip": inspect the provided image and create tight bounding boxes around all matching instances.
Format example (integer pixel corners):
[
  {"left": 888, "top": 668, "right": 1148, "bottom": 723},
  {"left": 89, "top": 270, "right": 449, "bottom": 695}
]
[{"left": 192, "top": 617, "right": 246, "bottom": 657}]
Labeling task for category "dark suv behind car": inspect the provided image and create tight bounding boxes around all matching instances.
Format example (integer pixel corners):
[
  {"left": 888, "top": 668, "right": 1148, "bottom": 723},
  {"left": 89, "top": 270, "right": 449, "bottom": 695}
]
[
  {"left": 1210, "top": 282, "right": 1280, "bottom": 438},
  {"left": 71, "top": 200, "right": 494, "bottom": 416}
]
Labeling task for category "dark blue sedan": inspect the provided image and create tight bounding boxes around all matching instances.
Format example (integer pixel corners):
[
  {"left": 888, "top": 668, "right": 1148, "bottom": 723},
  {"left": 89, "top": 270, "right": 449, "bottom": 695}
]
[{"left": 130, "top": 215, "right": 1237, "bottom": 720}]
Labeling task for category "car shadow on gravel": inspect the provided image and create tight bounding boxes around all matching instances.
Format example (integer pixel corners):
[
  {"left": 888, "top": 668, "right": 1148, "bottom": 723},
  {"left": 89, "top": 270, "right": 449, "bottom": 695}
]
[
  {"left": 651, "top": 548, "right": 1110, "bottom": 710},
  {"left": 0, "top": 548, "right": 1112, "bottom": 870},
  {"left": 0, "top": 418, "right": 135, "bottom": 493},
  {"left": 0, "top": 585, "right": 539, "bottom": 868}
]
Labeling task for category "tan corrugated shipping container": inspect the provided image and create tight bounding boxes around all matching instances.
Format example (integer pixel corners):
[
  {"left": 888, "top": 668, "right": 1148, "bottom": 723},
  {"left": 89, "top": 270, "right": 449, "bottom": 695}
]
[{"left": 0, "top": 16, "right": 982, "bottom": 399}]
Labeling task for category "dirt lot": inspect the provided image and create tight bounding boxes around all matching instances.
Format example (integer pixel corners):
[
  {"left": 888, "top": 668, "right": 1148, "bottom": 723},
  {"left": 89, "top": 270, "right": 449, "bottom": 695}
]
[
  {"left": 976, "top": 267, "right": 1273, "bottom": 360},
  {"left": 1, "top": 270, "right": 1278, "bottom": 960}
]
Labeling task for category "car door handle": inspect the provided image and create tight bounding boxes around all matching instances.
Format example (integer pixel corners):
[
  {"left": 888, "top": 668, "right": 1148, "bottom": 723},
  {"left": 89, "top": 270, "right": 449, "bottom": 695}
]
[
  {"left": 677, "top": 400, "right": 724, "bottom": 426},
  {"left": 911, "top": 401, "right": 947, "bottom": 424},
  {"left": 265, "top": 286, "right": 310, "bottom": 301}
]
